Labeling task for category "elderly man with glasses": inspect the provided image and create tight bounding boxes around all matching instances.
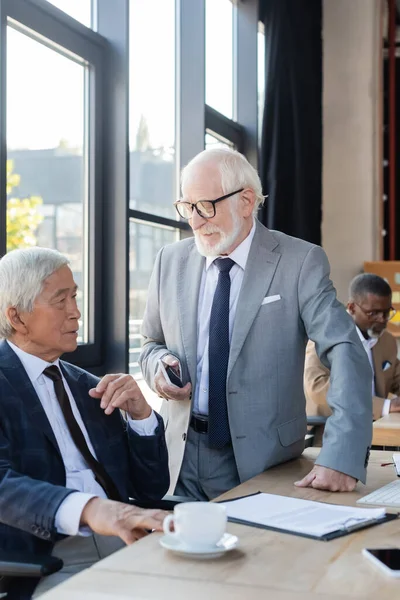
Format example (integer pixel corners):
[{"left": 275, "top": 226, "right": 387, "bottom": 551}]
[
  {"left": 140, "top": 148, "right": 373, "bottom": 501},
  {"left": 306, "top": 273, "right": 400, "bottom": 428}
]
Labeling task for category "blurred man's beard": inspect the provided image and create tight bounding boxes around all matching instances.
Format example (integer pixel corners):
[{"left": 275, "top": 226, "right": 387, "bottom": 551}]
[
  {"left": 367, "top": 326, "right": 385, "bottom": 339},
  {"left": 194, "top": 211, "right": 242, "bottom": 257}
]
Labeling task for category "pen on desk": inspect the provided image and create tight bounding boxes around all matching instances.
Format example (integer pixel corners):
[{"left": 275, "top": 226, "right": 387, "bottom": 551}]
[{"left": 381, "top": 462, "right": 394, "bottom": 467}]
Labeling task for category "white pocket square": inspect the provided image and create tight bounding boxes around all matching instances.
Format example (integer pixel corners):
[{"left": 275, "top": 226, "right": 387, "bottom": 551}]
[{"left": 261, "top": 294, "right": 281, "bottom": 306}]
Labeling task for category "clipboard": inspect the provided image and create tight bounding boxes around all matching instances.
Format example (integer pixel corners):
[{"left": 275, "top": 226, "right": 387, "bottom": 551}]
[{"left": 219, "top": 491, "right": 398, "bottom": 542}]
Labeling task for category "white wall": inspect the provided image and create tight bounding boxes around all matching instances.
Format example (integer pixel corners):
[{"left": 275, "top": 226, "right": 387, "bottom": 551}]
[{"left": 322, "top": 0, "right": 382, "bottom": 302}]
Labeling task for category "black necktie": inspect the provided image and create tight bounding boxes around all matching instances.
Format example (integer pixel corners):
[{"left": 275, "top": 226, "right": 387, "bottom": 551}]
[
  {"left": 43, "top": 365, "right": 121, "bottom": 501},
  {"left": 208, "top": 258, "right": 235, "bottom": 449}
]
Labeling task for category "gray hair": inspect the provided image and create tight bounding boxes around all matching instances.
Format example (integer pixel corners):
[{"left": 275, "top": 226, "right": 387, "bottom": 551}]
[
  {"left": 349, "top": 273, "right": 392, "bottom": 302},
  {"left": 0, "top": 247, "right": 69, "bottom": 339},
  {"left": 181, "top": 148, "right": 266, "bottom": 215}
]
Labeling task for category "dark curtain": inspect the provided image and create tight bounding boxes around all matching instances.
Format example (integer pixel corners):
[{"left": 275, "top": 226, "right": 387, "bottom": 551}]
[
  {"left": 259, "top": 0, "right": 322, "bottom": 245},
  {"left": 383, "top": 57, "right": 400, "bottom": 260}
]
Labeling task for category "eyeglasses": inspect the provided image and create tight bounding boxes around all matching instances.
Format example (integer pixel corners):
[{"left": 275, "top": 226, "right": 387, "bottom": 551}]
[
  {"left": 354, "top": 302, "right": 397, "bottom": 321},
  {"left": 173, "top": 188, "right": 244, "bottom": 220}
]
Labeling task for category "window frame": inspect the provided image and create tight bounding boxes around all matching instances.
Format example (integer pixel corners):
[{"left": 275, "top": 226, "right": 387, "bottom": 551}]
[
  {"left": 205, "top": 104, "right": 245, "bottom": 152},
  {"left": 0, "top": 0, "right": 106, "bottom": 367},
  {"left": 125, "top": 0, "right": 189, "bottom": 377},
  {"left": 0, "top": 0, "right": 260, "bottom": 375},
  {"left": 204, "top": 0, "right": 258, "bottom": 163}
]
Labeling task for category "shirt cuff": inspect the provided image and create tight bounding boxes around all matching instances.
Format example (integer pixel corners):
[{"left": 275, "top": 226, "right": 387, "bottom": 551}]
[
  {"left": 382, "top": 399, "right": 391, "bottom": 417},
  {"left": 55, "top": 492, "right": 97, "bottom": 536},
  {"left": 127, "top": 409, "right": 158, "bottom": 436}
]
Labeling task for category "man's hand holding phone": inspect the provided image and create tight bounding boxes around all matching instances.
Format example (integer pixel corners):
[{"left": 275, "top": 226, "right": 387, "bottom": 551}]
[{"left": 155, "top": 354, "right": 191, "bottom": 402}]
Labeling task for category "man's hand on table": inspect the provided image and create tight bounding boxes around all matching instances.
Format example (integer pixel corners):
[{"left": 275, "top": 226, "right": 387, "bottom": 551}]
[
  {"left": 294, "top": 465, "right": 357, "bottom": 492},
  {"left": 80, "top": 498, "right": 168, "bottom": 544}
]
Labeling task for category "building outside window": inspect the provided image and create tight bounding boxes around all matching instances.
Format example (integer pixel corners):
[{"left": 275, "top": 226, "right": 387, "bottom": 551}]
[
  {"left": 128, "top": 0, "right": 182, "bottom": 387},
  {"left": 0, "top": 0, "right": 259, "bottom": 373},
  {"left": 6, "top": 25, "right": 88, "bottom": 343}
]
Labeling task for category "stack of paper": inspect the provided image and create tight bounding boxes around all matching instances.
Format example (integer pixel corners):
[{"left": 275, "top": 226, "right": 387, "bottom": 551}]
[
  {"left": 219, "top": 492, "right": 387, "bottom": 539},
  {"left": 393, "top": 453, "right": 400, "bottom": 477}
]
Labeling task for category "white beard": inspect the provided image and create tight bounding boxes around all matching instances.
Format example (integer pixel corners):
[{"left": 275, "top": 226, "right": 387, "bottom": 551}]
[
  {"left": 194, "top": 210, "right": 242, "bottom": 257},
  {"left": 367, "top": 327, "right": 383, "bottom": 340}
]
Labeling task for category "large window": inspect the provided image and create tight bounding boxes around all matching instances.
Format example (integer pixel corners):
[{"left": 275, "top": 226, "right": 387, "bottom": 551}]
[
  {"left": 206, "top": 0, "right": 234, "bottom": 120},
  {"left": 128, "top": 0, "right": 188, "bottom": 386},
  {"left": 0, "top": 0, "right": 259, "bottom": 374},
  {"left": 1, "top": 0, "right": 105, "bottom": 367},
  {"left": 7, "top": 25, "right": 88, "bottom": 342},
  {"left": 129, "top": 0, "right": 176, "bottom": 219},
  {"left": 204, "top": 0, "right": 246, "bottom": 154},
  {"left": 129, "top": 220, "right": 179, "bottom": 378}
]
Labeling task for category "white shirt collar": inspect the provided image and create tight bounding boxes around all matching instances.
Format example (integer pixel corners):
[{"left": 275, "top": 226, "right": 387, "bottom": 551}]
[
  {"left": 356, "top": 326, "right": 379, "bottom": 351},
  {"left": 206, "top": 218, "right": 256, "bottom": 272},
  {"left": 7, "top": 340, "right": 60, "bottom": 383}
]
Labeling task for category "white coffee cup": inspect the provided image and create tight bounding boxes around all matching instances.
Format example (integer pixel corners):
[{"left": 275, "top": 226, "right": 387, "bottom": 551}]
[{"left": 163, "top": 502, "right": 227, "bottom": 548}]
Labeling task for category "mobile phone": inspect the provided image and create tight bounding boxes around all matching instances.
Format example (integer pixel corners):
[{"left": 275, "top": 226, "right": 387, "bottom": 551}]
[
  {"left": 129, "top": 494, "right": 197, "bottom": 510},
  {"left": 158, "top": 360, "right": 183, "bottom": 388},
  {"left": 362, "top": 548, "right": 400, "bottom": 577},
  {"left": 165, "top": 365, "right": 183, "bottom": 387}
]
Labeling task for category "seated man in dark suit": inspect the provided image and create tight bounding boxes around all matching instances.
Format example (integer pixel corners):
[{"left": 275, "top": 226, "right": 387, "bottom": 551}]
[{"left": 0, "top": 247, "right": 169, "bottom": 598}]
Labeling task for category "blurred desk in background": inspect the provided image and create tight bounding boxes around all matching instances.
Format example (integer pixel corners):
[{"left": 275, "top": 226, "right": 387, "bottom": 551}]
[{"left": 373, "top": 413, "right": 400, "bottom": 447}]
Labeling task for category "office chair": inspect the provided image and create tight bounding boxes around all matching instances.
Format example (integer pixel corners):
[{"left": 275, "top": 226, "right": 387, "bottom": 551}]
[
  {"left": 0, "top": 553, "right": 62, "bottom": 599},
  {"left": 0, "top": 496, "right": 193, "bottom": 598},
  {"left": 305, "top": 415, "right": 327, "bottom": 448}
]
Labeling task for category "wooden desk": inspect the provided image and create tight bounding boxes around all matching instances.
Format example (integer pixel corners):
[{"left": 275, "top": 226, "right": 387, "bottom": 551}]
[
  {"left": 41, "top": 449, "right": 400, "bottom": 600},
  {"left": 373, "top": 413, "right": 400, "bottom": 446}
]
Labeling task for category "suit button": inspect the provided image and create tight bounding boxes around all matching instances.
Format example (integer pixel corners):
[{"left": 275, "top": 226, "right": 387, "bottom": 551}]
[
  {"left": 43, "top": 530, "right": 51, "bottom": 539},
  {"left": 182, "top": 433, "right": 187, "bottom": 441},
  {"left": 31, "top": 525, "right": 39, "bottom": 534}
]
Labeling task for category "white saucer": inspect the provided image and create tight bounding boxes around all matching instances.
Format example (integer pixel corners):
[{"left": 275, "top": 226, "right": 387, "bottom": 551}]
[{"left": 159, "top": 533, "right": 239, "bottom": 558}]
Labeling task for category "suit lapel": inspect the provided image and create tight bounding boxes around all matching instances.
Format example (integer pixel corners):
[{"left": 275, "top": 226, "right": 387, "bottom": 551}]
[
  {"left": 176, "top": 224, "right": 281, "bottom": 385},
  {"left": 177, "top": 242, "right": 205, "bottom": 387},
  {"left": 372, "top": 338, "right": 386, "bottom": 398},
  {"left": 228, "top": 223, "right": 281, "bottom": 378},
  {"left": 0, "top": 341, "right": 60, "bottom": 454}
]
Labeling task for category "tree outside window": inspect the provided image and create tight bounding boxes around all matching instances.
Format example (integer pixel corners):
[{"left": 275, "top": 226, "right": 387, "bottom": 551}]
[{"left": 6, "top": 160, "right": 44, "bottom": 251}]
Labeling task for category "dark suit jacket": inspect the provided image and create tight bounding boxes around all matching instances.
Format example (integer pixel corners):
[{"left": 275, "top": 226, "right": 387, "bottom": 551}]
[{"left": 0, "top": 340, "right": 169, "bottom": 596}]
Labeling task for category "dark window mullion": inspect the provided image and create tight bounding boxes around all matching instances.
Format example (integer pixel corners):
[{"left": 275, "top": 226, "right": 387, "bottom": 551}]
[
  {"left": 205, "top": 104, "right": 245, "bottom": 151},
  {"left": 128, "top": 209, "right": 191, "bottom": 232}
]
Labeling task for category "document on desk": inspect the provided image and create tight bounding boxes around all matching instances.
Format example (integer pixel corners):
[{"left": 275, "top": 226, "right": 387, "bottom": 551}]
[
  {"left": 219, "top": 492, "right": 395, "bottom": 541},
  {"left": 393, "top": 453, "right": 400, "bottom": 477}
]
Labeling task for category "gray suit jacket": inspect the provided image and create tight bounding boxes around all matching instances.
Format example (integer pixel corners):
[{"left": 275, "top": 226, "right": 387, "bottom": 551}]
[{"left": 140, "top": 221, "right": 372, "bottom": 492}]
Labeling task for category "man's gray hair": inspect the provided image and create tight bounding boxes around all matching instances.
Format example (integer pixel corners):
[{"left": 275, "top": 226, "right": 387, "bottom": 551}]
[
  {"left": 0, "top": 247, "right": 69, "bottom": 339},
  {"left": 349, "top": 273, "right": 392, "bottom": 302},
  {"left": 181, "top": 148, "right": 266, "bottom": 215}
]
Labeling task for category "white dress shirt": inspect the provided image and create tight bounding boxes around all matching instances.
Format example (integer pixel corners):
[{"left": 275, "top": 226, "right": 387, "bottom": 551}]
[
  {"left": 355, "top": 328, "right": 391, "bottom": 417},
  {"left": 194, "top": 220, "right": 256, "bottom": 415},
  {"left": 7, "top": 341, "right": 158, "bottom": 536}
]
